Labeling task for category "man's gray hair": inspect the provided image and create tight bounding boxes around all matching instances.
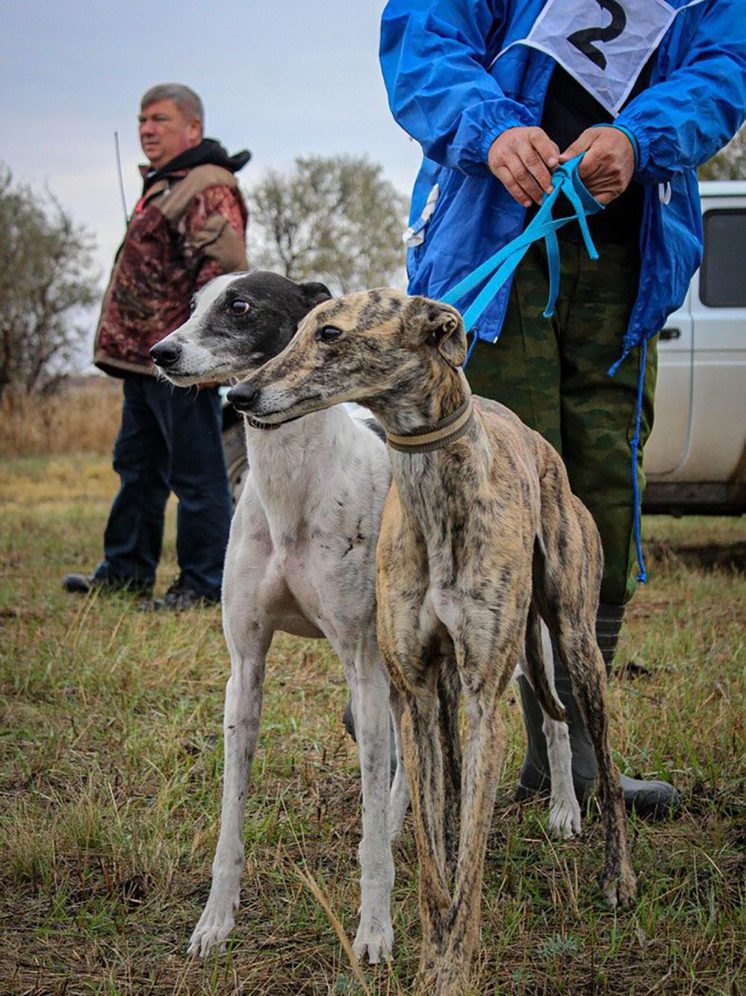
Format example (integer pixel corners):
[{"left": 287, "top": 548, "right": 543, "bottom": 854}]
[{"left": 141, "top": 83, "right": 204, "bottom": 128}]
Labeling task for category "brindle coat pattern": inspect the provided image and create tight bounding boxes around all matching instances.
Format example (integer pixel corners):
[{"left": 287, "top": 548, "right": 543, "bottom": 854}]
[{"left": 229, "top": 289, "right": 637, "bottom": 995}]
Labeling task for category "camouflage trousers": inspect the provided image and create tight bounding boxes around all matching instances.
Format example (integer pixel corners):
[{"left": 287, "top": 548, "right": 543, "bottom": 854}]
[{"left": 466, "top": 237, "right": 657, "bottom": 605}]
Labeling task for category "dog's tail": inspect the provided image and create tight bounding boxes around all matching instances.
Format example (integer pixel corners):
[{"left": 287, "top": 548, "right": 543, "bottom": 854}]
[{"left": 524, "top": 601, "right": 566, "bottom": 722}]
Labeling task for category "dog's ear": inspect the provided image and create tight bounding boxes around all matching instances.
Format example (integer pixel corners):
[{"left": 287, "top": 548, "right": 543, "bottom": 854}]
[
  {"left": 301, "top": 281, "right": 333, "bottom": 310},
  {"left": 410, "top": 297, "right": 467, "bottom": 368}
]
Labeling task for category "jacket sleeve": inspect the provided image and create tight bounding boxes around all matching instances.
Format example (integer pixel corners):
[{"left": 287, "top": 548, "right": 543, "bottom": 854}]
[
  {"left": 182, "top": 185, "right": 249, "bottom": 290},
  {"left": 615, "top": 0, "right": 746, "bottom": 183},
  {"left": 380, "top": 0, "right": 533, "bottom": 174}
]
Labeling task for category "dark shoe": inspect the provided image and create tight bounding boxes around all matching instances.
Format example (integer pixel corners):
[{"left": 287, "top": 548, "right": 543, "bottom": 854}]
[
  {"left": 146, "top": 575, "right": 221, "bottom": 612},
  {"left": 515, "top": 603, "right": 681, "bottom": 820},
  {"left": 63, "top": 571, "right": 153, "bottom": 596}
]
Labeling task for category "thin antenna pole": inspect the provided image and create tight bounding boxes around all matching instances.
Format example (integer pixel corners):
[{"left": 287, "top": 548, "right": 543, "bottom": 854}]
[{"left": 114, "top": 131, "right": 129, "bottom": 227}]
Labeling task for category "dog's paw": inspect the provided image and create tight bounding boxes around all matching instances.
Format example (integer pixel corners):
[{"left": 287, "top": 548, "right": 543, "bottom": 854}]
[
  {"left": 417, "top": 956, "right": 471, "bottom": 996},
  {"left": 602, "top": 865, "right": 637, "bottom": 910},
  {"left": 352, "top": 917, "right": 394, "bottom": 965},
  {"left": 187, "top": 904, "right": 236, "bottom": 958},
  {"left": 548, "top": 795, "right": 582, "bottom": 839}
]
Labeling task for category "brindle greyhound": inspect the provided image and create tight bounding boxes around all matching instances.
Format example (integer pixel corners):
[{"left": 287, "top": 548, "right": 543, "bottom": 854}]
[{"left": 227, "top": 289, "right": 637, "bottom": 995}]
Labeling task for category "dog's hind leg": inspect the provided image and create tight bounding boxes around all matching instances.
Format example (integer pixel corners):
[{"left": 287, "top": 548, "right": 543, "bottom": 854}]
[
  {"left": 188, "top": 615, "right": 272, "bottom": 957},
  {"left": 537, "top": 492, "right": 636, "bottom": 907},
  {"left": 550, "top": 619, "right": 635, "bottom": 905},
  {"left": 387, "top": 685, "right": 410, "bottom": 841},
  {"left": 346, "top": 638, "right": 396, "bottom": 964},
  {"left": 520, "top": 613, "right": 581, "bottom": 839}
]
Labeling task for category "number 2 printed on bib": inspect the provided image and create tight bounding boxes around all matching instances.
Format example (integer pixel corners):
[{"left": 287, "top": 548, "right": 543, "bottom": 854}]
[{"left": 490, "top": 0, "right": 705, "bottom": 116}]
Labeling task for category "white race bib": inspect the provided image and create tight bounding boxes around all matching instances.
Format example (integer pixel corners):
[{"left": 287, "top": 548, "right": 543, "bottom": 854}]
[{"left": 491, "top": 0, "right": 704, "bottom": 116}]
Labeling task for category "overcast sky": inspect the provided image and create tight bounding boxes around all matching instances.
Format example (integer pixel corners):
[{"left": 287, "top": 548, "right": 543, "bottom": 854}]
[{"left": 2, "top": 0, "right": 422, "bottom": 286}]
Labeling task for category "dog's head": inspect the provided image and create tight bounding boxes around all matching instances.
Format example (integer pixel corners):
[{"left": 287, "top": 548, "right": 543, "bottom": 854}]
[
  {"left": 150, "top": 271, "right": 332, "bottom": 386},
  {"left": 226, "top": 289, "right": 467, "bottom": 425}
]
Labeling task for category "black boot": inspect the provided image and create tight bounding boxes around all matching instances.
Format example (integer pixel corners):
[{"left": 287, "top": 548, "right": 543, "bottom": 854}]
[
  {"left": 63, "top": 571, "right": 153, "bottom": 596},
  {"left": 516, "top": 603, "right": 680, "bottom": 819}
]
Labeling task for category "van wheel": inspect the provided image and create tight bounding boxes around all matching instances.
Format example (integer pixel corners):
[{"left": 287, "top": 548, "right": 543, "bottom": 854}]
[{"left": 222, "top": 421, "right": 248, "bottom": 508}]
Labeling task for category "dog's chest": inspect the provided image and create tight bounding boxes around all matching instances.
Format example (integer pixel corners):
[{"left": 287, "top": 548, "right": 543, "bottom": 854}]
[{"left": 263, "top": 525, "right": 375, "bottom": 637}]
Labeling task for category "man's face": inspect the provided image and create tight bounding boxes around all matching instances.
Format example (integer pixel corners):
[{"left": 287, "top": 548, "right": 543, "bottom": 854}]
[{"left": 138, "top": 98, "right": 201, "bottom": 170}]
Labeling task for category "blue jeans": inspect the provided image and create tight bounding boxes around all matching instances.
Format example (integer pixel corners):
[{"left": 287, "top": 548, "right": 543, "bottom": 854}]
[{"left": 95, "top": 375, "right": 232, "bottom": 597}]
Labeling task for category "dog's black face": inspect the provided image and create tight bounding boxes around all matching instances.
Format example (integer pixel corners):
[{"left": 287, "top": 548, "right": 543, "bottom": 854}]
[{"left": 150, "top": 271, "right": 332, "bottom": 386}]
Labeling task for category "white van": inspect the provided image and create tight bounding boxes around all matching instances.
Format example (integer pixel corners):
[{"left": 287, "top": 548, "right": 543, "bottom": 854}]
[{"left": 644, "top": 181, "right": 746, "bottom": 514}]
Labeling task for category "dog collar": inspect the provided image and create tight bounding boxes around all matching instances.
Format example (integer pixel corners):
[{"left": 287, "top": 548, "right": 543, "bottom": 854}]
[
  {"left": 386, "top": 397, "right": 474, "bottom": 454},
  {"left": 244, "top": 414, "right": 282, "bottom": 432}
]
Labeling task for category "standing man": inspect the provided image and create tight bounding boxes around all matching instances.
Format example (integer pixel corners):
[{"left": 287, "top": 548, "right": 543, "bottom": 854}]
[
  {"left": 64, "top": 83, "right": 250, "bottom": 609},
  {"left": 380, "top": 1, "right": 745, "bottom": 815}
]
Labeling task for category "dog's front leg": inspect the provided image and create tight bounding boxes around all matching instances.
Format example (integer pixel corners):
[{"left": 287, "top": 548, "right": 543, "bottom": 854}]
[
  {"left": 426, "top": 634, "right": 520, "bottom": 996},
  {"left": 346, "top": 639, "right": 396, "bottom": 964},
  {"left": 188, "top": 626, "right": 271, "bottom": 957},
  {"left": 397, "top": 679, "right": 451, "bottom": 979}
]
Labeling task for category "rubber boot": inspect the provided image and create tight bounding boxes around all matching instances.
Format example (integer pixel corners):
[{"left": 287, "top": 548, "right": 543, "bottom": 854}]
[{"left": 516, "top": 603, "right": 680, "bottom": 819}]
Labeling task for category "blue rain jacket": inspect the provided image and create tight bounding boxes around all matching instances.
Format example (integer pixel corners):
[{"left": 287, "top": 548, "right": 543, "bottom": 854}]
[{"left": 380, "top": 0, "right": 746, "bottom": 354}]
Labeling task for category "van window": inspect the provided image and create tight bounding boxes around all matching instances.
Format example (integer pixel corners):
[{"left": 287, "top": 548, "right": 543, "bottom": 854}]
[{"left": 700, "top": 209, "right": 746, "bottom": 308}]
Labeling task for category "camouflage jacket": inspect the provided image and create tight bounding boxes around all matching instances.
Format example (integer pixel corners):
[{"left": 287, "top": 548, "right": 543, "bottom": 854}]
[{"left": 94, "top": 156, "right": 248, "bottom": 377}]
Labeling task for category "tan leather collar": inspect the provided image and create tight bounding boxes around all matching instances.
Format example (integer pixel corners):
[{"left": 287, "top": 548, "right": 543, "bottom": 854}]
[{"left": 386, "top": 397, "right": 474, "bottom": 454}]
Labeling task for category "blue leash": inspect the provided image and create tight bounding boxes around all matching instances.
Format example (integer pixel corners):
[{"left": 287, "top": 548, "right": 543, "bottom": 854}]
[
  {"left": 441, "top": 153, "right": 648, "bottom": 583},
  {"left": 630, "top": 339, "right": 648, "bottom": 583},
  {"left": 441, "top": 155, "right": 602, "bottom": 333}
]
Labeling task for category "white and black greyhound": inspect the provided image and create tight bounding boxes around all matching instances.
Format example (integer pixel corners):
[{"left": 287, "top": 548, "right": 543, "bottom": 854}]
[{"left": 150, "top": 271, "right": 407, "bottom": 963}]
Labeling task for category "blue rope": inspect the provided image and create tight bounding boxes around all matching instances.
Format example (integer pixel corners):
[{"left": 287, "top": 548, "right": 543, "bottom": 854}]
[
  {"left": 441, "top": 154, "right": 602, "bottom": 333},
  {"left": 630, "top": 339, "right": 649, "bottom": 583},
  {"left": 463, "top": 329, "right": 480, "bottom": 368}
]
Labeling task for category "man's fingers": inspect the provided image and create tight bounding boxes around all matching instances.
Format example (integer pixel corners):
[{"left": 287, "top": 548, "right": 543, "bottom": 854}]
[
  {"left": 507, "top": 152, "right": 546, "bottom": 204},
  {"left": 577, "top": 144, "right": 602, "bottom": 179},
  {"left": 493, "top": 165, "right": 533, "bottom": 207},
  {"left": 530, "top": 132, "right": 561, "bottom": 172},
  {"left": 488, "top": 127, "right": 565, "bottom": 203},
  {"left": 522, "top": 142, "right": 556, "bottom": 195},
  {"left": 559, "top": 129, "right": 595, "bottom": 163}
]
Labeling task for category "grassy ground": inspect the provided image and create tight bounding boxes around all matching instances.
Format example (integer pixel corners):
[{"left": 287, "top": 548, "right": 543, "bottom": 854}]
[{"left": 0, "top": 454, "right": 743, "bottom": 995}]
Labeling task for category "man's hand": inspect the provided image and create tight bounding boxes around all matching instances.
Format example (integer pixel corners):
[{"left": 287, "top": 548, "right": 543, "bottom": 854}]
[
  {"left": 487, "top": 127, "right": 560, "bottom": 207},
  {"left": 559, "top": 127, "right": 635, "bottom": 205}
]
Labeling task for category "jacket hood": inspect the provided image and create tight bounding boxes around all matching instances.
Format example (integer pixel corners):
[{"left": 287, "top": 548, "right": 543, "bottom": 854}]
[{"left": 141, "top": 139, "right": 251, "bottom": 192}]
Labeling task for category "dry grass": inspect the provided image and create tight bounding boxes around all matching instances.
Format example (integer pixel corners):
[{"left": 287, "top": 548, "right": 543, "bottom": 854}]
[
  {"left": 0, "top": 378, "right": 122, "bottom": 458},
  {"left": 0, "top": 454, "right": 744, "bottom": 995}
]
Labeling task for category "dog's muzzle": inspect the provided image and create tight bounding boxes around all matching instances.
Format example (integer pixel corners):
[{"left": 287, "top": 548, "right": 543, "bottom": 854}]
[
  {"left": 226, "top": 383, "right": 260, "bottom": 413},
  {"left": 150, "top": 340, "right": 182, "bottom": 370}
]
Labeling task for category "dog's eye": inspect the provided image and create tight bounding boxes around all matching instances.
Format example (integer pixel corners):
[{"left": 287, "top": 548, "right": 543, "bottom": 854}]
[
  {"left": 317, "top": 325, "right": 343, "bottom": 343},
  {"left": 230, "top": 299, "right": 250, "bottom": 316}
]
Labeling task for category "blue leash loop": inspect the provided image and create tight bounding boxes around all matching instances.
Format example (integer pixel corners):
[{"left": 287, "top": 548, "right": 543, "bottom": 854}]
[
  {"left": 441, "top": 154, "right": 602, "bottom": 335},
  {"left": 441, "top": 154, "right": 648, "bottom": 584}
]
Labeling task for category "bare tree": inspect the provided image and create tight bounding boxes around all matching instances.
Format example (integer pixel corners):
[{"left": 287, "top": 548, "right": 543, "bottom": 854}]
[
  {"left": 0, "top": 166, "right": 99, "bottom": 400},
  {"left": 248, "top": 155, "right": 408, "bottom": 293},
  {"left": 699, "top": 126, "right": 746, "bottom": 180}
]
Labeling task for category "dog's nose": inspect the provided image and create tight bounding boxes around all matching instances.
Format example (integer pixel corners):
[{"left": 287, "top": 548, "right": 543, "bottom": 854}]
[
  {"left": 227, "top": 384, "right": 260, "bottom": 412},
  {"left": 150, "top": 341, "right": 181, "bottom": 368}
]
